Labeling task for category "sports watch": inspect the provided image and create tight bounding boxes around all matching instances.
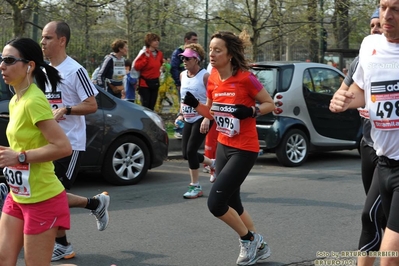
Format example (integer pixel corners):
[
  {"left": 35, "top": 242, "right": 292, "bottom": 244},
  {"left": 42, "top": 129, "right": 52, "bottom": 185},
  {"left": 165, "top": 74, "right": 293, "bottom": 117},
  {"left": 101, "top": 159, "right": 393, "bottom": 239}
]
[
  {"left": 18, "top": 151, "right": 27, "bottom": 164},
  {"left": 65, "top": 105, "right": 72, "bottom": 115}
]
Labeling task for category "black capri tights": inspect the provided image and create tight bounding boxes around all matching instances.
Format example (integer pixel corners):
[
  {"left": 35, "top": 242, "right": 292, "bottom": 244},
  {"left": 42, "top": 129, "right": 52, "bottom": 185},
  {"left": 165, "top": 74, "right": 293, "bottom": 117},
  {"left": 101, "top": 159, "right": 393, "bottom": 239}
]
[
  {"left": 207, "top": 143, "right": 258, "bottom": 217},
  {"left": 181, "top": 118, "right": 211, "bottom": 169}
]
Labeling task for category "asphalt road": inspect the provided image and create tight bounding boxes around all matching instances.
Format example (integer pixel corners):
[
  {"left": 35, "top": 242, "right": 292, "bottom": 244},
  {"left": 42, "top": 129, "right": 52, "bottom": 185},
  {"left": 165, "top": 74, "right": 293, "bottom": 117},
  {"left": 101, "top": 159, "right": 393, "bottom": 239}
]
[{"left": 15, "top": 150, "right": 373, "bottom": 266}]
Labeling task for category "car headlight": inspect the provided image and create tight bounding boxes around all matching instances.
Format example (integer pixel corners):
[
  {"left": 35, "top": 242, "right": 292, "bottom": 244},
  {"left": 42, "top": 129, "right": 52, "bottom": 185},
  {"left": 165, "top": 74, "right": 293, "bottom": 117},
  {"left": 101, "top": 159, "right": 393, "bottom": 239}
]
[{"left": 143, "top": 110, "right": 166, "bottom": 131}]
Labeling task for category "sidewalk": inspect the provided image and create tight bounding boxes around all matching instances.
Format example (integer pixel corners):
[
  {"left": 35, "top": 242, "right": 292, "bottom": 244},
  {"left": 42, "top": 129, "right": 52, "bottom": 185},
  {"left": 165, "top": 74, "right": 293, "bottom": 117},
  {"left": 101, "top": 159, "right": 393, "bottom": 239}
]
[{"left": 167, "top": 138, "right": 204, "bottom": 159}]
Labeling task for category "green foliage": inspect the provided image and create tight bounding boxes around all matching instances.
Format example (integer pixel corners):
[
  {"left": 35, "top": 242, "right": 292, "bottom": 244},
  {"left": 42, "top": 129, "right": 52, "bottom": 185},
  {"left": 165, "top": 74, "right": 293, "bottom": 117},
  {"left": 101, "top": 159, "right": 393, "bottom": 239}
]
[{"left": 0, "top": 0, "right": 380, "bottom": 70}]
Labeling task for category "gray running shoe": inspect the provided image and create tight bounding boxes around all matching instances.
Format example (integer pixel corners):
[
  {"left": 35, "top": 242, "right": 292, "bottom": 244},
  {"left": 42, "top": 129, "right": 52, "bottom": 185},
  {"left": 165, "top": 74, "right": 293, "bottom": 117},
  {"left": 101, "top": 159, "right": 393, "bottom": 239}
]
[
  {"left": 90, "top": 191, "right": 110, "bottom": 231},
  {"left": 236, "top": 232, "right": 263, "bottom": 265},
  {"left": 0, "top": 183, "right": 8, "bottom": 211},
  {"left": 254, "top": 241, "right": 271, "bottom": 262},
  {"left": 51, "top": 242, "right": 75, "bottom": 261}
]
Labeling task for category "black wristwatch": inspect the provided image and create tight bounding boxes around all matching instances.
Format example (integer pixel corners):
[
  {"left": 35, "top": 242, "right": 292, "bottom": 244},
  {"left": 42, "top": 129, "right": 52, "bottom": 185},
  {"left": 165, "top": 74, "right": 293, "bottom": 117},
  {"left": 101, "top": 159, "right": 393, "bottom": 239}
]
[
  {"left": 252, "top": 106, "right": 261, "bottom": 118},
  {"left": 65, "top": 105, "right": 72, "bottom": 115},
  {"left": 18, "top": 151, "right": 27, "bottom": 164}
]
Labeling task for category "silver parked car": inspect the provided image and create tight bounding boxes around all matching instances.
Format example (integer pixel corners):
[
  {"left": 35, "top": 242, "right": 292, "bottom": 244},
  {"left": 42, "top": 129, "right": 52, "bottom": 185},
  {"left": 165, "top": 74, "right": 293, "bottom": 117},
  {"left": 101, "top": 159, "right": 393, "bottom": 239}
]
[{"left": 251, "top": 61, "right": 362, "bottom": 166}]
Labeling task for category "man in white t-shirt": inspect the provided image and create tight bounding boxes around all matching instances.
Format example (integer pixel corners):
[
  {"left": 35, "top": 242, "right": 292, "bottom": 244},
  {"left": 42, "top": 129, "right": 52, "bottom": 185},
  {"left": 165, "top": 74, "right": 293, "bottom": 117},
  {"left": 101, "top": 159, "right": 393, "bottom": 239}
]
[
  {"left": 330, "top": 1, "right": 399, "bottom": 265},
  {"left": 41, "top": 21, "right": 110, "bottom": 262}
]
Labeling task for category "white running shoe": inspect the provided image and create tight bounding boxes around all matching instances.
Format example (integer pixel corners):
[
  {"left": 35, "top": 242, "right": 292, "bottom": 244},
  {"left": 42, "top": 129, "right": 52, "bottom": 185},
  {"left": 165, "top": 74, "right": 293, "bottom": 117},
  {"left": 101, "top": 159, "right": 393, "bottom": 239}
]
[
  {"left": 183, "top": 185, "right": 203, "bottom": 199},
  {"left": 174, "top": 132, "right": 183, "bottom": 139},
  {"left": 90, "top": 191, "right": 110, "bottom": 231},
  {"left": 254, "top": 240, "right": 271, "bottom": 262},
  {"left": 51, "top": 242, "right": 75, "bottom": 261},
  {"left": 236, "top": 233, "right": 263, "bottom": 265}
]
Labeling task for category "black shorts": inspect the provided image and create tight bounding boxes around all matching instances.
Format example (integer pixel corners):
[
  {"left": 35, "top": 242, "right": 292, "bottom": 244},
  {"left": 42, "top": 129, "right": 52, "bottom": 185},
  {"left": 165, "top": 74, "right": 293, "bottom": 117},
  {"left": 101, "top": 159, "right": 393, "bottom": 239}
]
[
  {"left": 53, "top": 150, "right": 83, "bottom": 190},
  {"left": 377, "top": 156, "right": 399, "bottom": 233}
]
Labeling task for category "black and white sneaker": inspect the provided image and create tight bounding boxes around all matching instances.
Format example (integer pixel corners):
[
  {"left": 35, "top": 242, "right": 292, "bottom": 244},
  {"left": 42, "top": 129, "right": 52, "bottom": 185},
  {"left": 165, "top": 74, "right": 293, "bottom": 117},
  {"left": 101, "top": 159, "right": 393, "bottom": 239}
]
[{"left": 90, "top": 191, "right": 110, "bottom": 231}]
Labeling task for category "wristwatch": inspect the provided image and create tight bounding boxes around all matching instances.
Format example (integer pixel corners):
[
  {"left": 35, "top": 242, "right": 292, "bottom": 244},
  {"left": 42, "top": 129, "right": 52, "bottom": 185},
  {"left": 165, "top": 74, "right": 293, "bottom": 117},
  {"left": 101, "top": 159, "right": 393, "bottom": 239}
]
[
  {"left": 252, "top": 106, "right": 261, "bottom": 118},
  {"left": 18, "top": 151, "right": 27, "bottom": 164},
  {"left": 65, "top": 105, "right": 72, "bottom": 115}
]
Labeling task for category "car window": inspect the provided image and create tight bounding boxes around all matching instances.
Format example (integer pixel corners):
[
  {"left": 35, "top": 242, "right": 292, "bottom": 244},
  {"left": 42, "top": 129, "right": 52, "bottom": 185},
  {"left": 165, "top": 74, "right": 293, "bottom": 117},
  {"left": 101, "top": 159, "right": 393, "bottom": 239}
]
[
  {"left": 308, "top": 68, "right": 342, "bottom": 95},
  {"left": 303, "top": 70, "right": 314, "bottom": 92},
  {"left": 95, "top": 86, "right": 116, "bottom": 110},
  {"left": 281, "top": 67, "right": 294, "bottom": 92},
  {"left": 252, "top": 68, "right": 277, "bottom": 96}
]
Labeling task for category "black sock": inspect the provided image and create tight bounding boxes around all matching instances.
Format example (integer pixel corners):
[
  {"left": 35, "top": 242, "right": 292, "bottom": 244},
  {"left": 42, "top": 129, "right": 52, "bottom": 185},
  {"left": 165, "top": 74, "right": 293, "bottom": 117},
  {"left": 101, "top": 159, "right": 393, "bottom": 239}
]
[
  {"left": 85, "top": 197, "right": 99, "bottom": 210},
  {"left": 240, "top": 231, "right": 254, "bottom": 241},
  {"left": 55, "top": 235, "right": 68, "bottom": 246}
]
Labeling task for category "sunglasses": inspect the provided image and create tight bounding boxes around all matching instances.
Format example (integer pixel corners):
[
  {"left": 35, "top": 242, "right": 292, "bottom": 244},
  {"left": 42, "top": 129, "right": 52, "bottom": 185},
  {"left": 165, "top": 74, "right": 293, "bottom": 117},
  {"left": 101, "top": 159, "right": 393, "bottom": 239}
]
[
  {"left": 0, "top": 56, "right": 29, "bottom": 66},
  {"left": 179, "top": 56, "right": 194, "bottom": 61}
]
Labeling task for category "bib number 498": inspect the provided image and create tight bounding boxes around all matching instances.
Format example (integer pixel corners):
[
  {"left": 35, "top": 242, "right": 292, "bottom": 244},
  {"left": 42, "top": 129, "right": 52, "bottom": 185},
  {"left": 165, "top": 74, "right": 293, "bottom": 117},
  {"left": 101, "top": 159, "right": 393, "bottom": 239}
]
[{"left": 376, "top": 101, "right": 399, "bottom": 118}]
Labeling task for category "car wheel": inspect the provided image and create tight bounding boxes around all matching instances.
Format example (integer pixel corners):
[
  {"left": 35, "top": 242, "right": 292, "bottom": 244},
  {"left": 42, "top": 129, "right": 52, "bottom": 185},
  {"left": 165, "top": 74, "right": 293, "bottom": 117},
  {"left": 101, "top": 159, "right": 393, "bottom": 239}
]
[
  {"left": 276, "top": 129, "right": 309, "bottom": 167},
  {"left": 102, "top": 135, "right": 150, "bottom": 185}
]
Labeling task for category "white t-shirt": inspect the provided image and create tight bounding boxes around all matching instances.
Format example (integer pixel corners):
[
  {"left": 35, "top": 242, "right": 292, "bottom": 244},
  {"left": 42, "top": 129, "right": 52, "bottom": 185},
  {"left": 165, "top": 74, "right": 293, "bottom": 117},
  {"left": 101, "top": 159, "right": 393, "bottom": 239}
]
[
  {"left": 46, "top": 56, "right": 99, "bottom": 151},
  {"left": 180, "top": 68, "right": 207, "bottom": 123},
  {"left": 353, "top": 34, "right": 399, "bottom": 159}
]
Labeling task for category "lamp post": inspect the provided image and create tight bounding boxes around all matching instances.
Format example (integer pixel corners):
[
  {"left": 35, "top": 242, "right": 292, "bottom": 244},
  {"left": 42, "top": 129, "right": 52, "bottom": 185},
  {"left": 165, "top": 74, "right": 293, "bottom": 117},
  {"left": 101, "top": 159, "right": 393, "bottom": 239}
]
[{"left": 204, "top": 0, "right": 209, "bottom": 66}]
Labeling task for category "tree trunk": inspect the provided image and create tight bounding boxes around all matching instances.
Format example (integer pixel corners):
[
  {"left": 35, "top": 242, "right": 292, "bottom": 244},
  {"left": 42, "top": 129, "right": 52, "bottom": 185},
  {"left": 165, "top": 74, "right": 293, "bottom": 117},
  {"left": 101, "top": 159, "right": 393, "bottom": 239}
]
[
  {"left": 270, "top": 0, "right": 281, "bottom": 61},
  {"left": 332, "top": 0, "right": 349, "bottom": 49},
  {"left": 307, "top": 0, "right": 318, "bottom": 62}
]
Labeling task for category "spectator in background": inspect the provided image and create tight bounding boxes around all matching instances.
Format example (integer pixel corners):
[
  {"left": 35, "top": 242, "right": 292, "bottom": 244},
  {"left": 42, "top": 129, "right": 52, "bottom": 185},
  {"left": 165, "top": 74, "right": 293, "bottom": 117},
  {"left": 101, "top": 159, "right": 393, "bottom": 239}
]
[
  {"left": 96, "top": 39, "right": 128, "bottom": 98},
  {"left": 134, "top": 33, "right": 163, "bottom": 110},
  {"left": 155, "top": 63, "right": 178, "bottom": 113},
  {"left": 170, "top": 32, "right": 198, "bottom": 100},
  {"left": 124, "top": 59, "right": 137, "bottom": 103}
]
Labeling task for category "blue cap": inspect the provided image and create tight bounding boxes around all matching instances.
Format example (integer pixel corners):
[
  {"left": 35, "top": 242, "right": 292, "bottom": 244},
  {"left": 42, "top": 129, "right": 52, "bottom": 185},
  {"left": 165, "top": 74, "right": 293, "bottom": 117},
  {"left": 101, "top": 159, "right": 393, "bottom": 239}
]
[{"left": 371, "top": 7, "right": 379, "bottom": 21}]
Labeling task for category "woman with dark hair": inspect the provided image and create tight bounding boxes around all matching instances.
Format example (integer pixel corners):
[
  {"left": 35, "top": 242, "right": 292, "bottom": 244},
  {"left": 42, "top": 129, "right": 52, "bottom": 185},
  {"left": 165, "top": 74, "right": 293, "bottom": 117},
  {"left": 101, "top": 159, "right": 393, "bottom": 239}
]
[
  {"left": 184, "top": 31, "right": 275, "bottom": 265},
  {"left": 134, "top": 32, "right": 164, "bottom": 110},
  {"left": 0, "top": 37, "right": 72, "bottom": 265}
]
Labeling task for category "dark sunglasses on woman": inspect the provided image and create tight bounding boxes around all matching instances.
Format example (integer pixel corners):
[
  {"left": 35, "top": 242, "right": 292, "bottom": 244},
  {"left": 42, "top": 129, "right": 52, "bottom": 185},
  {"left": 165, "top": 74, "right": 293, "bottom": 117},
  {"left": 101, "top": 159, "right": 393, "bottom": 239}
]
[
  {"left": 179, "top": 56, "right": 193, "bottom": 61},
  {"left": 0, "top": 56, "right": 29, "bottom": 66}
]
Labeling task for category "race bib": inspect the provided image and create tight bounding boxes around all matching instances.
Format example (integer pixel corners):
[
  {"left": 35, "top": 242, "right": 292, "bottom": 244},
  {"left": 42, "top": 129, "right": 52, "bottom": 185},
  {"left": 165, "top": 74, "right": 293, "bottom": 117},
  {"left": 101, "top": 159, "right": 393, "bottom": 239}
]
[
  {"left": 213, "top": 112, "right": 240, "bottom": 137},
  {"left": 112, "top": 60, "right": 125, "bottom": 82},
  {"left": 369, "top": 79, "right": 399, "bottom": 130},
  {"left": 45, "top": 91, "right": 62, "bottom": 110},
  {"left": 3, "top": 164, "right": 31, "bottom": 197},
  {"left": 211, "top": 103, "right": 240, "bottom": 137},
  {"left": 181, "top": 103, "right": 197, "bottom": 118}
]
